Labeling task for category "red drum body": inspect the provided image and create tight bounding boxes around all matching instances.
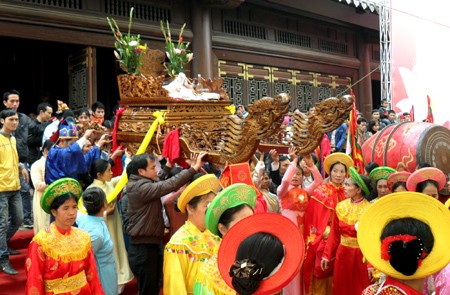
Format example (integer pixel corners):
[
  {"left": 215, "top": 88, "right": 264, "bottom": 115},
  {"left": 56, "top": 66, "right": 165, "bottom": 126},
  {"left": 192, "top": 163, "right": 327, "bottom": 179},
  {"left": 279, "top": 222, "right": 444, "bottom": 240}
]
[{"left": 362, "top": 122, "right": 450, "bottom": 176}]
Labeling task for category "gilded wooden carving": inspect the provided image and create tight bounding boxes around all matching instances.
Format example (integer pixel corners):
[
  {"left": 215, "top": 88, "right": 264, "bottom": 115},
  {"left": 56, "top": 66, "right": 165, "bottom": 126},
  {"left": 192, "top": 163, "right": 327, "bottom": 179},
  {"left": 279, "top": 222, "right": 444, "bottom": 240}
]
[
  {"left": 117, "top": 94, "right": 290, "bottom": 165},
  {"left": 117, "top": 74, "right": 168, "bottom": 99},
  {"left": 178, "top": 93, "right": 290, "bottom": 164},
  {"left": 291, "top": 95, "right": 354, "bottom": 155},
  {"left": 76, "top": 121, "right": 108, "bottom": 136},
  {"left": 194, "top": 76, "right": 230, "bottom": 100}
]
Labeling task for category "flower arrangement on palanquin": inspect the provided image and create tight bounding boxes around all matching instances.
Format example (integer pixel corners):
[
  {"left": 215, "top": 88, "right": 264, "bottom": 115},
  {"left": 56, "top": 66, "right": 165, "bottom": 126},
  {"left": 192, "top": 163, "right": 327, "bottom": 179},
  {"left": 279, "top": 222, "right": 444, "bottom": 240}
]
[{"left": 108, "top": 9, "right": 228, "bottom": 102}]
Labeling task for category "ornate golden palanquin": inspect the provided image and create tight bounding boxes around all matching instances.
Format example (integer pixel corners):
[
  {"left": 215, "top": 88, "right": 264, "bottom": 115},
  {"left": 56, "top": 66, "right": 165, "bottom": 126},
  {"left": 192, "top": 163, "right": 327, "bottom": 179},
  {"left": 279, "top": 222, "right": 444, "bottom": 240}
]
[
  {"left": 115, "top": 50, "right": 353, "bottom": 163},
  {"left": 116, "top": 70, "right": 290, "bottom": 165}
]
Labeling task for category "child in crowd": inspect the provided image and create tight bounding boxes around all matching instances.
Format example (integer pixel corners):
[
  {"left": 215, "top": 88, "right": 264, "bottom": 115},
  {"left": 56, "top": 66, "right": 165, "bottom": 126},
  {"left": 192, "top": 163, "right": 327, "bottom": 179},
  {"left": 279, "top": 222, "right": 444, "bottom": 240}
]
[{"left": 92, "top": 101, "right": 106, "bottom": 125}]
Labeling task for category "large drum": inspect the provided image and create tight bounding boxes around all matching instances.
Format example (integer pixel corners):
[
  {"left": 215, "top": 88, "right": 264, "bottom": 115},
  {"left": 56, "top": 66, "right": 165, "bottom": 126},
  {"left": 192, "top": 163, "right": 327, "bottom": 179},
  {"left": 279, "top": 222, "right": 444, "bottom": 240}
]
[{"left": 362, "top": 122, "right": 450, "bottom": 177}]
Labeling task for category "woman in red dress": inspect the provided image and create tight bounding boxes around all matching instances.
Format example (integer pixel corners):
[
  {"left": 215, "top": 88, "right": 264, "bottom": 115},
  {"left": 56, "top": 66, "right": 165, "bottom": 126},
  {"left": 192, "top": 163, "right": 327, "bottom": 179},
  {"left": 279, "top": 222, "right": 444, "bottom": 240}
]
[
  {"left": 358, "top": 192, "right": 450, "bottom": 295},
  {"left": 320, "top": 167, "right": 372, "bottom": 295},
  {"left": 277, "top": 147, "right": 323, "bottom": 295},
  {"left": 26, "top": 178, "right": 104, "bottom": 295},
  {"left": 277, "top": 147, "right": 323, "bottom": 232},
  {"left": 303, "top": 153, "right": 354, "bottom": 295}
]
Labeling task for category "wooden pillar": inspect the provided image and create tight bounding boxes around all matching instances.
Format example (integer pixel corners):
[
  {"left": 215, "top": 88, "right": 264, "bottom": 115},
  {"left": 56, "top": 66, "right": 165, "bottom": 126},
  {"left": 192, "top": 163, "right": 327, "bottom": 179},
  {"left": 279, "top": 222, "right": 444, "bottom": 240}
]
[
  {"left": 191, "top": 1, "right": 213, "bottom": 78},
  {"left": 358, "top": 35, "right": 373, "bottom": 119}
]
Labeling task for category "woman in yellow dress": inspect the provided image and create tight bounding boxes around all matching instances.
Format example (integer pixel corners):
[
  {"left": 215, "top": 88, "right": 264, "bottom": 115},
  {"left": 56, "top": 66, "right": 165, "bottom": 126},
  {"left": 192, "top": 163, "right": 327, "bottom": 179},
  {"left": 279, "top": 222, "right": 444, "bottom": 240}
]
[
  {"left": 163, "top": 174, "right": 223, "bottom": 294},
  {"left": 86, "top": 157, "right": 134, "bottom": 293},
  {"left": 320, "top": 167, "right": 372, "bottom": 295},
  {"left": 359, "top": 192, "right": 450, "bottom": 294},
  {"left": 193, "top": 183, "right": 257, "bottom": 294}
]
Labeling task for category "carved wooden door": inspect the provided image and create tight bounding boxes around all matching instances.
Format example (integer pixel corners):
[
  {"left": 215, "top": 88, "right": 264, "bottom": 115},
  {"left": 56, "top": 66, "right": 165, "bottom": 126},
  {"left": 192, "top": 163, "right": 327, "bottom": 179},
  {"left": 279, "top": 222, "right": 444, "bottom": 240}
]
[{"left": 68, "top": 47, "right": 97, "bottom": 110}]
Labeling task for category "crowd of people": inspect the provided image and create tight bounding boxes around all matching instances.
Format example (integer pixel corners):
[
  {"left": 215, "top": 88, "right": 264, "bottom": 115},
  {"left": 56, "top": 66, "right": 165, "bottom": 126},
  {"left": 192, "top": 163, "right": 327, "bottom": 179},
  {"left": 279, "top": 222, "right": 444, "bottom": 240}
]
[
  {"left": 0, "top": 88, "right": 449, "bottom": 295},
  {"left": 325, "top": 99, "right": 413, "bottom": 151}
]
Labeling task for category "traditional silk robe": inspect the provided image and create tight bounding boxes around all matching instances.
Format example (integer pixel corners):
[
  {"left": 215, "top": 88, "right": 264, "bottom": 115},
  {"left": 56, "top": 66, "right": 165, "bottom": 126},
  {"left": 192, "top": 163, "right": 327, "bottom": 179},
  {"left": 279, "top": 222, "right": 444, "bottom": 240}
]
[
  {"left": 303, "top": 182, "right": 346, "bottom": 295},
  {"left": 45, "top": 141, "right": 100, "bottom": 184},
  {"left": 87, "top": 178, "right": 134, "bottom": 286},
  {"left": 193, "top": 254, "right": 236, "bottom": 295},
  {"left": 277, "top": 162, "right": 323, "bottom": 209},
  {"left": 322, "top": 198, "right": 371, "bottom": 295},
  {"left": 362, "top": 277, "right": 422, "bottom": 295},
  {"left": 163, "top": 220, "right": 221, "bottom": 295},
  {"left": 26, "top": 223, "right": 104, "bottom": 295},
  {"left": 76, "top": 213, "right": 117, "bottom": 295},
  {"left": 30, "top": 156, "right": 50, "bottom": 234}
]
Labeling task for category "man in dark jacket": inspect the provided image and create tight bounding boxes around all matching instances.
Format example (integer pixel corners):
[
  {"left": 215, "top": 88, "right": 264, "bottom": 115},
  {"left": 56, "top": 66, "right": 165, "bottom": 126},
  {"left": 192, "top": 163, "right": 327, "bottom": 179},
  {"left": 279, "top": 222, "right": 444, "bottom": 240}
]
[
  {"left": 27, "top": 102, "right": 53, "bottom": 166},
  {"left": 125, "top": 152, "right": 207, "bottom": 295},
  {"left": 268, "top": 149, "right": 291, "bottom": 194}
]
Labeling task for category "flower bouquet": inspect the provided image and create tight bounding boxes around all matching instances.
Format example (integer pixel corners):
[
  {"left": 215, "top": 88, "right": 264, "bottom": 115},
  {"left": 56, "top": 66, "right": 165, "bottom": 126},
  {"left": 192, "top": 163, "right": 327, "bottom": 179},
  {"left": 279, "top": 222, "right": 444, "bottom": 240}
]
[
  {"left": 160, "top": 20, "right": 193, "bottom": 78},
  {"left": 107, "top": 7, "right": 147, "bottom": 74}
]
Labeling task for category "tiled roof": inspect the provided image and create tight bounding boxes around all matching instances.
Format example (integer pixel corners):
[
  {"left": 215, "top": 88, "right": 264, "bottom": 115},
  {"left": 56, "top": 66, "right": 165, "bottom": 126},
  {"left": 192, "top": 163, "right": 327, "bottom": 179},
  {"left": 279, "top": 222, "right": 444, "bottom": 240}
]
[{"left": 336, "top": 0, "right": 382, "bottom": 13}]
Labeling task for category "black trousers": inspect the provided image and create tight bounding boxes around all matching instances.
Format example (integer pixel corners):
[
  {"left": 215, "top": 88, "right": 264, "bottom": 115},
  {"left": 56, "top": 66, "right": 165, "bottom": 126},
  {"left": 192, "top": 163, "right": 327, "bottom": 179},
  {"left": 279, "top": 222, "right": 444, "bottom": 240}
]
[{"left": 128, "top": 243, "right": 163, "bottom": 295}]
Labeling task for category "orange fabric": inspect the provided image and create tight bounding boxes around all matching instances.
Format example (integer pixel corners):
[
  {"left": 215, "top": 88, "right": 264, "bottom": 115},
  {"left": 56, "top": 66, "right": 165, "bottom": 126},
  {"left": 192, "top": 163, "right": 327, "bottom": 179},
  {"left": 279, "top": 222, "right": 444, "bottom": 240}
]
[
  {"left": 310, "top": 276, "right": 333, "bottom": 295},
  {"left": 91, "top": 116, "right": 104, "bottom": 125},
  {"left": 220, "top": 163, "right": 254, "bottom": 187}
]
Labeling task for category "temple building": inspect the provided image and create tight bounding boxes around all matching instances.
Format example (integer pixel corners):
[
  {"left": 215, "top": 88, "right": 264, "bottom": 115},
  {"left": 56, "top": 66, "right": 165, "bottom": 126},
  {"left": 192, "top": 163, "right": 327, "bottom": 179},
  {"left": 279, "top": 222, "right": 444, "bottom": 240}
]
[{"left": 0, "top": 0, "right": 380, "bottom": 117}]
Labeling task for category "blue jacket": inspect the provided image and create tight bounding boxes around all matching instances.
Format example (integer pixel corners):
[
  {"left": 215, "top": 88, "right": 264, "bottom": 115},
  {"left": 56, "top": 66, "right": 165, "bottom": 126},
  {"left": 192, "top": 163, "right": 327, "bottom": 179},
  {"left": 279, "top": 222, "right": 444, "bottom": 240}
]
[{"left": 334, "top": 123, "right": 348, "bottom": 151}]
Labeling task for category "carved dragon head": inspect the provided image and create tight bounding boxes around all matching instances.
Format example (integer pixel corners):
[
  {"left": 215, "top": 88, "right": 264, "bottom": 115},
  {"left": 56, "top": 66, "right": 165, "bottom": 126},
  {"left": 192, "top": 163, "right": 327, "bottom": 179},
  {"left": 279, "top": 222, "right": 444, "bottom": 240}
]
[
  {"left": 291, "top": 95, "right": 353, "bottom": 155},
  {"left": 246, "top": 93, "right": 290, "bottom": 139},
  {"left": 311, "top": 95, "right": 353, "bottom": 133}
]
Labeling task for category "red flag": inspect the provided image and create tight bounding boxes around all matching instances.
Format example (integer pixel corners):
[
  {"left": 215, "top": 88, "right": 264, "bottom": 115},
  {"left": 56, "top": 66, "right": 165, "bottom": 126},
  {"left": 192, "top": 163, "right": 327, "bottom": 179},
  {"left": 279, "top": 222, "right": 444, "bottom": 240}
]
[
  {"left": 111, "top": 107, "right": 125, "bottom": 177},
  {"left": 426, "top": 95, "right": 434, "bottom": 123},
  {"left": 346, "top": 89, "right": 365, "bottom": 173},
  {"left": 315, "top": 134, "right": 331, "bottom": 177},
  {"left": 410, "top": 105, "right": 415, "bottom": 122}
]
